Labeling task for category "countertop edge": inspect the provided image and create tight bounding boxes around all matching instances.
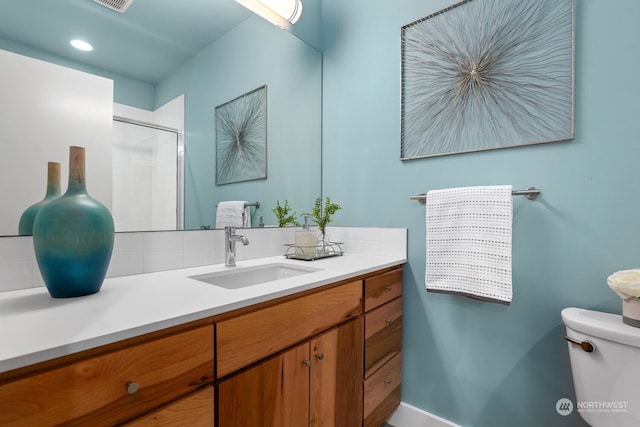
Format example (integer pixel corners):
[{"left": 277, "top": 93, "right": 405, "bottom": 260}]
[{"left": 1, "top": 255, "right": 405, "bottom": 374}]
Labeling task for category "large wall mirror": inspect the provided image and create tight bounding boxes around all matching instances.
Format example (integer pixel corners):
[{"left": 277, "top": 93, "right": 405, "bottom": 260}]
[{"left": 0, "top": 0, "right": 322, "bottom": 236}]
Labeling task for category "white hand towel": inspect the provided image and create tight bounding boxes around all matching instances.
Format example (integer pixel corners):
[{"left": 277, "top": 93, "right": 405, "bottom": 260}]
[
  {"left": 216, "top": 201, "right": 249, "bottom": 228},
  {"left": 425, "top": 185, "right": 513, "bottom": 303}
]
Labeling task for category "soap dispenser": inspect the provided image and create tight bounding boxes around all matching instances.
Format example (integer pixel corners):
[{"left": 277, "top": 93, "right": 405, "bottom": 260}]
[{"left": 295, "top": 215, "right": 317, "bottom": 259}]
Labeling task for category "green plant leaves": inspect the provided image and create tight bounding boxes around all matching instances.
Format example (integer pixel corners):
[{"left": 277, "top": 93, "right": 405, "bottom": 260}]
[
  {"left": 272, "top": 200, "right": 298, "bottom": 227},
  {"left": 303, "top": 196, "right": 341, "bottom": 234}
]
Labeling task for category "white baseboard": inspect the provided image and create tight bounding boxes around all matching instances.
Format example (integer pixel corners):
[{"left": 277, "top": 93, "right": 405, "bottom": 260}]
[{"left": 388, "top": 402, "right": 462, "bottom": 427}]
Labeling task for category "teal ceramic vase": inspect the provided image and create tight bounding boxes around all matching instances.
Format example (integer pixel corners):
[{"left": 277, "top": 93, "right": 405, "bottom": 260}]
[
  {"left": 33, "top": 146, "right": 114, "bottom": 298},
  {"left": 18, "top": 162, "right": 61, "bottom": 235}
]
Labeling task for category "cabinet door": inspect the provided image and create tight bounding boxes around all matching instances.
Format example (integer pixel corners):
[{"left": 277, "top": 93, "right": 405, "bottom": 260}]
[
  {"left": 310, "top": 318, "right": 364, "bottom": 427},
  {"left": 217, "top": 342, "right": 310, "bottom": 427}
]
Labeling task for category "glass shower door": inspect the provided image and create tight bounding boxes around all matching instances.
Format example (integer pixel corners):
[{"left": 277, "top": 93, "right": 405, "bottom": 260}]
[{"left": 112, "top": 119, "right": 181, "bottom": 232}]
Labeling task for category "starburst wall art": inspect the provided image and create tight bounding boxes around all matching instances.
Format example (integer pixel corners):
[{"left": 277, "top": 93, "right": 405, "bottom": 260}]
[
  {"left": 401, "top": 0, "right": 575, "bottom": 160},
  {"left": 216, "top": 85, "right": 267, "bottom": 184}
]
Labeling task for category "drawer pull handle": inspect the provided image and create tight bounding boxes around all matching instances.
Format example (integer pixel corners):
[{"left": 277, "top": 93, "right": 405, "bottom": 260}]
[
  {"left": 385, "top": 286, "right": 393, "bottom": 292},
  {"left": 384, "top": 379, "right": 392, "bottom": 385},
  {"left": 126, "top": 381, "right": 140, "bottom": 394},
  {"left": 385, "top": 319, "right": 393, "bottom": 326},
  {"left": 563, "top": 336, "right": 595, "bottom": 353},
  {"left": 315, "top": 353, "right": 324, "bottom": 361},
  {"left": 303, "top": 360, "right": 312, "bottom": 367}
]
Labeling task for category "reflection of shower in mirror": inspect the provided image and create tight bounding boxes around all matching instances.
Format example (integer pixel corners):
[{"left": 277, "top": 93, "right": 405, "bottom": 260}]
[
  {"left": 0, "top": 2, "right": 322, "bottom": 236},
  {"left": 112, "top": 120, "right": 181, "bottom": 232}
]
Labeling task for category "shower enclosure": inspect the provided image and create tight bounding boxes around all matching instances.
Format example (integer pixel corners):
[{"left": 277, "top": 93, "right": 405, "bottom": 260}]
[{"left": 112, "top": 117, "right": 183, "bottom": 232}]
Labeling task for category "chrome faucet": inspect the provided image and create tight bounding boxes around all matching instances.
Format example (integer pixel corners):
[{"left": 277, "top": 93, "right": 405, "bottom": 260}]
[{"left": 225, "top": 226, "right": 249, "bottom": 267}]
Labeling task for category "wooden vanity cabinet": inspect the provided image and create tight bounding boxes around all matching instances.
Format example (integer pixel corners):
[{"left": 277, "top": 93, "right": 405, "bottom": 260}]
[
  {"left": 215, "top": 266, "right": 404, "bottom": 427},
  {"left": 0, "top": 264, "right": 403, "bottom": 427},
  {"left": 215, "top": 279, "right": 364, "bottom": 426},
  {"left": 363, "top": 267, "right": 403, "bottom": 427},
  {"left": 217, "top": 318, "right": 363, "bottom": 427},
  {"left": 0, "top": 324, "right": 214, "bottom": 426}
]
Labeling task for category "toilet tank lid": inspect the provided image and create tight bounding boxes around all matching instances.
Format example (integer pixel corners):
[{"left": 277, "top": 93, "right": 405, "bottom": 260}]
[{"left": 562, "top": 307, "right": 640, "bottom": 349}]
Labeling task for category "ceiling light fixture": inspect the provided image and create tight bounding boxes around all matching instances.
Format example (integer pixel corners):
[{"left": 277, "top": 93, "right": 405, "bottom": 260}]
[
  {"left": 70, "top": 39, "right": 94, "bottom": 52},
  {"left": 235, "top": 0, "right": 303, "bottom": 27}
]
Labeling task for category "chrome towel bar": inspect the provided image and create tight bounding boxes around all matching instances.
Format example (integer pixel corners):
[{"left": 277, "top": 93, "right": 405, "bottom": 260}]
[
  {"left": 410, "top": 187, "right": 541, "bottom": 204},
  {"left": 215, "top": 201, "right": 261, "bottom": 208}
]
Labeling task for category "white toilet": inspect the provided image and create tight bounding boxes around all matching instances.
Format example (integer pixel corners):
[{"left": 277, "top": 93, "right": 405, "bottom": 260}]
[{"left": 562, "top": 307, "right": 640, "bottom": 426}]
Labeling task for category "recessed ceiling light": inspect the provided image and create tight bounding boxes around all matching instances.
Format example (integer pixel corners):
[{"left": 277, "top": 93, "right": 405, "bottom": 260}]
[{"left": 70, "top": 39, "right": 94, "bottom": 52}]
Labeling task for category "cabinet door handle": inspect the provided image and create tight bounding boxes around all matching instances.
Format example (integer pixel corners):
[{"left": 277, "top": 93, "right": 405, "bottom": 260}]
[
  {"left": 385, "top": 319, "right": 393, "bottom": 326},
  {"left": 384, "top": 379, "right": 392, "bottom": 385},
  {"left": 315, "top": 353, "right": 324, "bottom": 361},
  {"left": 385, "top": 286, "right": 393, "bottom": 292},
  {"left": 126, "top": 381, "right": 140, "bottom": 394},
  {"left": 302, "top": 360, "right": 312, "bottom": 367}
]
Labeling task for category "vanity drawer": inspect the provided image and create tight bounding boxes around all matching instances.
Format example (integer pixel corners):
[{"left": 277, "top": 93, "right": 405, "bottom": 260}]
[
  {"left": 0, "top": 325, "right": 214, "bottom": 427},
  {"left": 364, "top": 297, "right": 402, "bottom": 378},
  {"left": 216, "top": 280, "right": 362, "bottom": 377},
  {"left": 364, "top": 267, "right": 402, "bottom": 312},
  {"left": 363, "top": 352, "right": 402, "bottom": 427},
  {"left": 125, "top": 385, "right": 214, "bottom": 426}
]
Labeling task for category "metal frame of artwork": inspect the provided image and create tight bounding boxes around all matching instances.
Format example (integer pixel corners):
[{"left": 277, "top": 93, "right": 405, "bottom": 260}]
[
  {"left": 216, "top": 85, "right": 268, "bottom": 184},
  {"left": 400, "top": 0, "right": 575, "bottom": 160}
]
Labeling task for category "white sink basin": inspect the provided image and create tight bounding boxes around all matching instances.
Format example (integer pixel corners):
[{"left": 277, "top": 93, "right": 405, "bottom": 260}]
[{"left": 189, "top": 263, "right": 321, "bottom": 289}]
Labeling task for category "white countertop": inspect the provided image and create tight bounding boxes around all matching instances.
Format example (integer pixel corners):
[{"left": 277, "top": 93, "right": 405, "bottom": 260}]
[{"left": 0, "top": 253, "right": 405, "bottom": 374}]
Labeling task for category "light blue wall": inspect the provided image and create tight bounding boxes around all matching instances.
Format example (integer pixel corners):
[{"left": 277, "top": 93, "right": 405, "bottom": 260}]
[
  {"left": 322, "top": 0, "right": 640, "bottom": 426},
  {"left": 286, "top": 0, "right": 323, "bottom": 51},
  {"left": 156, "top": 16, "right": 322, "bottom": 229}
]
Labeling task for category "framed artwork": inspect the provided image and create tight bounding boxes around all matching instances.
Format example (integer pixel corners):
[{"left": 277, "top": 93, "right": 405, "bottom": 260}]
[
  {"left": 401, "top": 0, "right": 575, "bottom": 160},
  {"left": 216, "top": 85, "right": 267, "bottom": 184}
]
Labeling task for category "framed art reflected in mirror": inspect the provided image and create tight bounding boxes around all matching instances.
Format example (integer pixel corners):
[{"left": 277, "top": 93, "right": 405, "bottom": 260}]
[{"left": 215, "top": 85, "right": 268, "bottom": 185}]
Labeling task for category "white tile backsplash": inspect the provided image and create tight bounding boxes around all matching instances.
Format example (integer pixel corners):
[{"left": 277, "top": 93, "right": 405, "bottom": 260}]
[
  {"left": 113, "top": 232, "right": 144, "bottom": 254},
  {"left": 183, "top": 230, "right": 219, "bottom": 268},
  {"left": 327, "top": 226, "right": 407, "bottom": 257},
  {"left": 143, "top": 231, "right": 185, "bottom": 273},
  {"left": 107, "top": 233, "right": 144, "bottom": 278},
  {"left": 0, "top": 263, "right": 32, "bottom": 292},
  {"left": 238, "top": 227, "right": 297, "bottom": 261},
  {"left": 0, "top": 236, "right": 33, "bottom": 264},
  {"left": 108, "top": 253, "right": 144, "bottom": 278},
  {"left": 0, "top": 227, "right": 407, "bottom": 293},
  {"left": 0, "top": 236, "right": 35, "bottom": 290}
]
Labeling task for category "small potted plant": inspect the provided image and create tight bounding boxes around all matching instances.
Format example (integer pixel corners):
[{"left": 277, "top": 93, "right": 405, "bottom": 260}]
[
  {"left": 304, "top": 196, "right": 342, "bottom": 253},
  {"left": 272, "top": 200, "right": 298, "bottom": 227}
]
